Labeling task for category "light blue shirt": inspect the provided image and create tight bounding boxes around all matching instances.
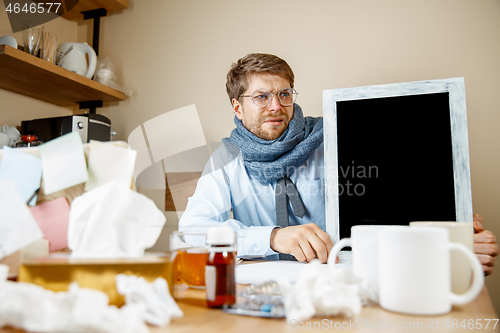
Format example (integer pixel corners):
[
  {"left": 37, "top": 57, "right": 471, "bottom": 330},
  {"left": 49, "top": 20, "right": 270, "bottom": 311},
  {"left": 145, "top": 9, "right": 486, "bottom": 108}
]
[{"left": 178, "top": 142, "right": 325, "bottom": 259}]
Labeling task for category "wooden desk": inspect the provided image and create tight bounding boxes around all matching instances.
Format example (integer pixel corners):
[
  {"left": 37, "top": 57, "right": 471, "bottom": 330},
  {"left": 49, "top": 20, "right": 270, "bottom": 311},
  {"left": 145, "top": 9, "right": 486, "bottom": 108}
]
[
  {"left": 1, "top": 283, "right": 498, "bottom": 333},
  {"left": 148, "top": 285, "right": 499, "bottom": 333}
]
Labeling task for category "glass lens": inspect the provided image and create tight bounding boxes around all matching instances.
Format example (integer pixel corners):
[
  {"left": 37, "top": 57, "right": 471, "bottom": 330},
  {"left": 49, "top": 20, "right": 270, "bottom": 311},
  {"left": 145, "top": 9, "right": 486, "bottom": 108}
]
[
  {"left": 278, "top": 88, "right": 295, "bottom": 106},
  {"left": 252, "top": 89, "right": 271, "bottom": 106}
]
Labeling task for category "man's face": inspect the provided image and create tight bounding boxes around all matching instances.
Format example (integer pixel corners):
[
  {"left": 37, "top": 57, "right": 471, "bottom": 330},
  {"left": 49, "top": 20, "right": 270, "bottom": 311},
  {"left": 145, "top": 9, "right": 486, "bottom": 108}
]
[{"left": 232, "top": 73, "right": 294, "bottom": 141}]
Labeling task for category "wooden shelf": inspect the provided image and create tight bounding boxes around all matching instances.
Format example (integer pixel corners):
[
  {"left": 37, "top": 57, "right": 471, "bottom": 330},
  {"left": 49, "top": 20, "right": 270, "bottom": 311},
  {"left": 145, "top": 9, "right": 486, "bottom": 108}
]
[
  {"left": 0, "top": 45, "right": 126, "bottom": 107},
  {"left": 62, "top": 0, "right": 129, "bottom": 20}
]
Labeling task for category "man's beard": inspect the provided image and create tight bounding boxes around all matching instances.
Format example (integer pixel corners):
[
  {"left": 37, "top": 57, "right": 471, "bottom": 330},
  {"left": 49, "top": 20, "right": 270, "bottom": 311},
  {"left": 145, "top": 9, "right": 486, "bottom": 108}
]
[{"left": 242, "top": 111, "right": 291, "bottom": 141}]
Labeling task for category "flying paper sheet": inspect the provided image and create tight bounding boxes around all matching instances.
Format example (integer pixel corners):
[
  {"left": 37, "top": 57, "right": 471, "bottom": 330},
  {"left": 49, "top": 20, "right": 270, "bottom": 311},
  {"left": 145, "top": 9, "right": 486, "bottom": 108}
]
[
  {"left": 0, "top": 147, "right": 42, "bottom": 206},
  {"left": 0, "top": 180, "right": 43, "bottom": 259},
  {"left": 129, "top": 104, "right": 208, "bottom": 191},
  {"left": 30, "top": 197, "right": 70, "bottom": 252},
  {"left": 85, "top": 141, "right": 137, "bottom": 191},
  {"left": 143, "top": 104, "right": 206, "bottom": 163},
  {"left": 38, "top": 132, "right": 88, "bottom": 195}
]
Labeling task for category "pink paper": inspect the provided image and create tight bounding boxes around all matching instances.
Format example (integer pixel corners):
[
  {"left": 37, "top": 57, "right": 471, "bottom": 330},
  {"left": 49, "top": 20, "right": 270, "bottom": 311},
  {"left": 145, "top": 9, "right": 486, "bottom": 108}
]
[{"left": 29, "top": 197, "right": 70, "bottom": 252}]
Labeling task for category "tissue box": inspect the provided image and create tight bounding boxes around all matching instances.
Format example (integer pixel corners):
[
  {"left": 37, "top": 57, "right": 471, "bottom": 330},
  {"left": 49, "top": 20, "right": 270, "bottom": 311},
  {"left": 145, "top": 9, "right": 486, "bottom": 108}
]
[{"left": 18, "top": 252, "right": 175, "bottom": 306}]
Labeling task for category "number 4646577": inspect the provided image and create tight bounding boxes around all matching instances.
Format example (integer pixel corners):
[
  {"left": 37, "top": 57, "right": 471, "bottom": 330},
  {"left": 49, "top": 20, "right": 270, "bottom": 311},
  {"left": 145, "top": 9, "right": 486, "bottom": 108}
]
[
  {"left": 6, "top": 3, "right": 62, "bottom": 14},
  {"left": 444, "top": 319, "right": 499, "bottom": 330}
]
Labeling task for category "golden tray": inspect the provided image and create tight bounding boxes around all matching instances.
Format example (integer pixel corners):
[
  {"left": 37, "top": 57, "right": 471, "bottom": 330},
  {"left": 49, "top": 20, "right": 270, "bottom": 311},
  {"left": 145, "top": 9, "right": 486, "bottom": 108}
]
[{"left": 18, "top": 252, "right": 175, "bottom": 307}]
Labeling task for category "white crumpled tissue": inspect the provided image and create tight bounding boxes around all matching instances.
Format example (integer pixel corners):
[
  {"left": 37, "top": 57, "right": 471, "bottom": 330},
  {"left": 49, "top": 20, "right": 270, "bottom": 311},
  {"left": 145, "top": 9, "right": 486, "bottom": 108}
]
[
  {"left": 68, "top": 182, "right": 166, "bottom": 258},
  {"left": 278, "top": 260, "right": 377, "bottom": 322},
  {"left": 0, "top": 265, "right": 148, "bottom": 333},
  {"left": 116, "top": 274, "right": 183, "bottom": 326}
]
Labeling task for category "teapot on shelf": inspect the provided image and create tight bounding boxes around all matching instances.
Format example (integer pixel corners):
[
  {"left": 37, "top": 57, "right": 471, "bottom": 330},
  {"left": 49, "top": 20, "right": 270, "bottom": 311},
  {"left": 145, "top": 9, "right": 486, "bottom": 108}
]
[
  {"left": 57, "top": 42, "right": 96, "bottom": 79},
  {"left": 0, "top": 125, "right": 20, "bottom": 147}
]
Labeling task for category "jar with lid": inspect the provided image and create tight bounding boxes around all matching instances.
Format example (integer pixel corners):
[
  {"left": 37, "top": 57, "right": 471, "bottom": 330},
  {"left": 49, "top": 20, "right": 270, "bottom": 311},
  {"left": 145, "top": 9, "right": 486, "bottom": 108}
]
[
  {"left": 205, "top": 226, "right": 237, "bottom": 308},
  {"left": 14, "top": 135, "right": 43, "bottom": 148}
]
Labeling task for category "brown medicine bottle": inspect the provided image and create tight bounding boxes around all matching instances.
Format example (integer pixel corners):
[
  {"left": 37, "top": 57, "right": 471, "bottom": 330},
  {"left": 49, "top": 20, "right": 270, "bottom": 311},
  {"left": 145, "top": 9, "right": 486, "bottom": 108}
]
[{"left": 205, "top": 226, "right": 236, "bottom": 308}]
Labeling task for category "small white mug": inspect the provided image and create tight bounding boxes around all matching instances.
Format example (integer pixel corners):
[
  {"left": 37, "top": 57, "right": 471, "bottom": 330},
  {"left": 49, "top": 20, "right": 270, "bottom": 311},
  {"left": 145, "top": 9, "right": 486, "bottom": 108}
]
[
  {"left": 379, "top": 227, "right": 483, "bottom": 315},
  {"left": 410, "top": 221, "right": 474, "bottom": 294},
  {"left": 328, "top": 225, "right": 404, "bottom": 293}
]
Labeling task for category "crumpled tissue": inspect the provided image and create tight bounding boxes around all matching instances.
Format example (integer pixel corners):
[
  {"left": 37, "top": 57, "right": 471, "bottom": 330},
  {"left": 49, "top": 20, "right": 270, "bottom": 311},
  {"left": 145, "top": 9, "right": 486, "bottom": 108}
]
[
  {"left": 68, "top": 182, "right": 166, "bottom": 258},
  {"left": 0, "top": 265, "right": 148, "bottom": 333},
  {"left": 116, "top": 274, "right": 183, "bottom": 326},
  {"left": 278, "top": 260, "right": 377, "bottom": 322}
]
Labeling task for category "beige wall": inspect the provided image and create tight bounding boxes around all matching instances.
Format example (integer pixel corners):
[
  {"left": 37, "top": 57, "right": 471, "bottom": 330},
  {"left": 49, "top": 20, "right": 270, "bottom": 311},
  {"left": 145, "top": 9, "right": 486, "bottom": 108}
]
[{"left": 1, "top": 0, "right": 499, "bottom": 313}]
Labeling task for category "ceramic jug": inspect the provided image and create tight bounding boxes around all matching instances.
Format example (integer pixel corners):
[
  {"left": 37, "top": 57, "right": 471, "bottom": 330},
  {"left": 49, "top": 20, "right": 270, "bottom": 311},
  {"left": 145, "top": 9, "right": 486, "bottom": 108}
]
[
  {"left": 57, "top": 42, "right": 96, "bottom": 79},
  {"left": 0, "top": 125, "right": 20, "bottom": 147}
]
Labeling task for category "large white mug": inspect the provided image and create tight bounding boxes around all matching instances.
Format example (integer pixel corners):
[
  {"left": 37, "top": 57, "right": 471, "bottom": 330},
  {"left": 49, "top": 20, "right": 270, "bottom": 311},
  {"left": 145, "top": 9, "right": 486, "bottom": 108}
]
[
  {"left": 410, "top": 221, "right": 474, "bottom": 294},
  {"left": 379, "top": 227, "right": 483, "bottom": 315},
  {"left": 328, "top": 225, "right": 402, "bottom": 293}
]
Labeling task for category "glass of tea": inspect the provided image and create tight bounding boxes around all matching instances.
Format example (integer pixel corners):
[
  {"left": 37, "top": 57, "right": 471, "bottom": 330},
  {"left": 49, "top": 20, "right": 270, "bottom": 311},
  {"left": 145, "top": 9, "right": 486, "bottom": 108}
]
[{"left": 170, "top": 231, "right": 208, "bottom": 288}]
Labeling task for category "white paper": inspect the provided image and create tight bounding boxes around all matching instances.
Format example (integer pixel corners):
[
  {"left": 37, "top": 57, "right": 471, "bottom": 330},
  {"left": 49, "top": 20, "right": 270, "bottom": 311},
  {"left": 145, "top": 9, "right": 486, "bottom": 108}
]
[
  {"left": 235, "top": 261, "right": 342, "bottom": 284},
  {"left": 143, "top": 104, "right": 207, "bottom": 163},
  {"left": 279, "top": 261, "right": 377, "bottom": 322},
  {"left": 0, "top": 281, "right": 149, "bottom": 333},
  {"left": 0, "top": 180, "right": 43, "bottom": 258},
  {"left": 39, "top": 132, "right": 88, "bottom": 195},
  {"left": 0, "top": 147, "right": 42, "bottom": 206},
  {"left": 116, "top": 274, "right": 183, "bottom": 327},
  {"left": 85, "top": 141, "right": 137, "bottom": 191}
]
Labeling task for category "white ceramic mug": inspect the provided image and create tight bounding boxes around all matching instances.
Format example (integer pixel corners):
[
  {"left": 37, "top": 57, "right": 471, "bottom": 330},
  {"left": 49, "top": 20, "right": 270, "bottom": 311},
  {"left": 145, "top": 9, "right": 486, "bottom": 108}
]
[
  {"left": 379, "top": 227, "right": 483, "bottom": 315},
  {"left": 328, "top": 225, "right": 402, "bottom": 293},
  {"left": 410, "top": 221, "right": 474, "bottom": 294},
  {"left": 0, "top": 132, "right": 10, "bottom": 148}
]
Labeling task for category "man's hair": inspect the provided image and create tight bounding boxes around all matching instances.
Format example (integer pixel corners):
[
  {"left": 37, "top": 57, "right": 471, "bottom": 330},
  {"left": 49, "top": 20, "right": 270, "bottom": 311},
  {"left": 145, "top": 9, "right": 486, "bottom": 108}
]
[{"left": 226, "top": 53, "right": 295, "bottom": 104}]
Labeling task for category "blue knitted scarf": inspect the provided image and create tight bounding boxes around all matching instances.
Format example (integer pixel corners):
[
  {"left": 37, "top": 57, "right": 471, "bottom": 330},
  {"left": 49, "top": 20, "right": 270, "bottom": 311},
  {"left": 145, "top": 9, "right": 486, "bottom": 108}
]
[{"left": 222, "top": 104, "right": 323, "bottom": 184}]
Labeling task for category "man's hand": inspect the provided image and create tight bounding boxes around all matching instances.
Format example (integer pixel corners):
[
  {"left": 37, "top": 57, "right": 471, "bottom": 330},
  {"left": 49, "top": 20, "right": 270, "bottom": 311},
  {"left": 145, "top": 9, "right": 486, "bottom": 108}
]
[
  {"left": 270, "top": 224, "right": 333, "bottom": 263},
  {"left": 473, "top": 214, "right": 500, "bottom": 276}
]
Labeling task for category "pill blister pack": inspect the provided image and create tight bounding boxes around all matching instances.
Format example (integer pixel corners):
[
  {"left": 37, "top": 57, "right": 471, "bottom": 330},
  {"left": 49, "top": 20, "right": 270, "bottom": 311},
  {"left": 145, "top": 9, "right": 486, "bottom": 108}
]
[{"left": 222, "top": 281, "right": 285, "bottom": 318}]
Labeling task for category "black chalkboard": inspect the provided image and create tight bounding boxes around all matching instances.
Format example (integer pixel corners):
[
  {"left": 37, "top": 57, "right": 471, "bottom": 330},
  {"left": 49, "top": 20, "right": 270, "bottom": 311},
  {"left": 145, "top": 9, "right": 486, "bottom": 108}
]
[{"left": 336, "top": 92, "right": 456, "bottom": 239}]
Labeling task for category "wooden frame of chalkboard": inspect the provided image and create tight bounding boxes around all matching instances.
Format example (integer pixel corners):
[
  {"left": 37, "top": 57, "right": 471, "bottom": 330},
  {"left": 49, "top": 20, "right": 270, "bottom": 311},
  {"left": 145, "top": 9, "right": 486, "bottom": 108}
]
[{"left": 323, "top": 78, "right": 473, "bottom": 242}]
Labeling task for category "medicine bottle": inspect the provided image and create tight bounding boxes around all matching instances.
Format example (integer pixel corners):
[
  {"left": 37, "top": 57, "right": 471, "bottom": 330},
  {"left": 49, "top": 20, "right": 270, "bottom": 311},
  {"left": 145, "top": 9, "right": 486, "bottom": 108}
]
[{"left": 205, "top": 226, "right": 236, "bottom": 308}]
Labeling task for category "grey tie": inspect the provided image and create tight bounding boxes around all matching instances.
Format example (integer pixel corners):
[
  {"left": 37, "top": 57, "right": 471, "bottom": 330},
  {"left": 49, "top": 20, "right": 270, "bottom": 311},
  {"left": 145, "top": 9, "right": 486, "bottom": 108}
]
[{"left": 275, "top": 176, "right": 306, "bottom": 261}]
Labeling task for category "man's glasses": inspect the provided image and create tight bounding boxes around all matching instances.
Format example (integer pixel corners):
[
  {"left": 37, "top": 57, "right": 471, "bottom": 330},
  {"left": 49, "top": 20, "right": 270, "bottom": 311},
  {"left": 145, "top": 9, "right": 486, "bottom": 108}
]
[{"left": 240, "top": 88, "right": 298, "bottom": 107}]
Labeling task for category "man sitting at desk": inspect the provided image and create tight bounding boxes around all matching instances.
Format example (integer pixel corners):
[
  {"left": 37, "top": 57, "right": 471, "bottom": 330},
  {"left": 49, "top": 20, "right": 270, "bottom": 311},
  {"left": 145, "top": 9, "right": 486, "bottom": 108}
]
[{"left": 179, "top": 53, "right": 499, "bottom": 275}]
